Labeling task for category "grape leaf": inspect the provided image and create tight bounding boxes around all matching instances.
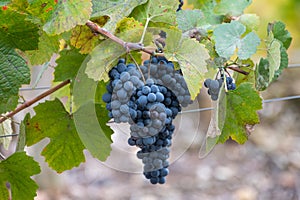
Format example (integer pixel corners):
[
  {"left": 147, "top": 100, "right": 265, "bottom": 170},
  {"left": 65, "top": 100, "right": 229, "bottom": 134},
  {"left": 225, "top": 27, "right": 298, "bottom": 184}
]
[
  {"left": 0, "top": 39, "right": 30, "bottom": 113},
  {"left": 25, "top": 99, "right": 85, "bottom": 173},
  {"left": 214, "top": 0, "right": 252, "bottom": 16},
  {"left": 189, "top": 0, "right": 223, "bottom": 24},
  {"left": 268, "top": 21, "right": 292, "bottom": 49},
  {"left": 219, "top": 83, "right": 262, "bottom": 144},
  {"left": 0, "top": 9, "right": 39, "bottom": 51},
  {"left": 164, "top": 30, "right": 210, "bottom": 100},
  {"left": 266, "top": 34, "right": 281, "bottom": 82},
  {"left": 26, "top": 0, "right": 56, "bottom": 24},
  {"left": 255, "top": 58, "right": 269, "bottom": 91},
  {"left": 26, "top": 31, "right": 60, "bottom": 65},
  {"left": 54, "top": 48, "right": 87, "bottom": 82},
  {"left": 91, "top": 0, "right": 147, "bottom": 32},
  {"left": 0, "top": 118, "right": 13, "bottom": 150},
  {"left": 115, "top": 17, "right": 143, "bottom": 34},
  {"left": 130, "top": 0, "right": 178, "bottom": 26},
  {"left": 73, "top": 55, "right": 113, "bottom": 142},
  {"left": 0, "top": 152, "right": 41, "bottom": 200},
  {"left": 86, "top": 40, "right": 125, "bottom": 82},
  {"left": 70, "top": 25, "right": 100, "bottom": 54},
  {"left": 74, "top": 101, "right": 112, "bottom": 161},
  {"left": 237, "top": 32, "right": 260, "bottom": 59},
  {"left": 95, "top": 81, "right": 113, "bottom": 142},
  {"left": 85, "top": 27, "right": 146, "bottom": 81},
  {"left": 273, "top": 46, "right": 288, "bottom": 81},
  {"left": 213, "top": 21, "right": 260, "bottom": 60},
  {"left": 42, "top": 0, "right": 92, "bottom": 35},
  {"left": 16, "top": 121, "right": 26, "bottom": 152},
  {"left": 176, "top": 9, "right": 206, "bottom": 32},
  {"left": 238, "top": 14, "right": 260, "bottom": 33}
]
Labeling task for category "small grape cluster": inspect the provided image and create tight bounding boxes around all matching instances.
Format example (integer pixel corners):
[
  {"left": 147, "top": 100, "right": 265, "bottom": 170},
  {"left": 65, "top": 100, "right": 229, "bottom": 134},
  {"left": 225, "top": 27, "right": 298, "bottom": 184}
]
[
  {"left": 102, "top": 59, "right": 144, "bottom": 123},
  {"left": 204, "top": 75, "right": 236, "bottom": 101},
  {"left": 102, "top": 57, "right": 191, "bottom": 184}
]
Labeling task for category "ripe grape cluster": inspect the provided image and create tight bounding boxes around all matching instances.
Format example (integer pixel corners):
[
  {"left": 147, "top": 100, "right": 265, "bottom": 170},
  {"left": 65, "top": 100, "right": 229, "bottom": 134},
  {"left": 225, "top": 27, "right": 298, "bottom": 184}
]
[
  {"left": 102, "top": 57, "right": 191, "bottom": 184},
  {"left": 204, "top": 75, "right": 236, "bottom": 101}
]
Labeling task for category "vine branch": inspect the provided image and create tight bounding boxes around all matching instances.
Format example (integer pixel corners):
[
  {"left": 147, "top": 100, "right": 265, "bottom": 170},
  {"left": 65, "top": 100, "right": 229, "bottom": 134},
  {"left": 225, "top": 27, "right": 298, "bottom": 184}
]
[
  {"left": 0, "top": 79, "right": 71, "bottom": 124},
  {"left": 85, "top": 20, "right": 154, "bottom": 55}
]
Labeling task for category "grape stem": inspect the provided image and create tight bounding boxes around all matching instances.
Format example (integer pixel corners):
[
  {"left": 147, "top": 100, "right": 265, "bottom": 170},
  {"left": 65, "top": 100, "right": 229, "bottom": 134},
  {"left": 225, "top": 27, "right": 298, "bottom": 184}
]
[
  {"left": 139, "top": 17, "right": 151, "bottom": 44},
  {"left": 86, "top": 20, "right": 154, "bottom": 55},
  {"left": 0, "top": 79, "right": 71, "bottom": 124},
  {"left": 128, "top": 53, "right": 146, "bottom": 83}
]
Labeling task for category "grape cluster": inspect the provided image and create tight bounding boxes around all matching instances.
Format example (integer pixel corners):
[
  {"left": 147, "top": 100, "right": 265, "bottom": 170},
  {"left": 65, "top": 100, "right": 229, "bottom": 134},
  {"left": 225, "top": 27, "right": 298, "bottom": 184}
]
[
  {"left": 102, "top": 57, "right": 191, "bottom": 184},
  {"left": 140, "top": 57, "right": 191, "bottom": 107},
  {"left": 204, "top": 76, "right": 236, "bottom": 101},
  {"left": 102, "top": 59, "right": 144, "bottom": 123},
  {"left": 127, "top": 81, "right": 180, "bottom": 184}
]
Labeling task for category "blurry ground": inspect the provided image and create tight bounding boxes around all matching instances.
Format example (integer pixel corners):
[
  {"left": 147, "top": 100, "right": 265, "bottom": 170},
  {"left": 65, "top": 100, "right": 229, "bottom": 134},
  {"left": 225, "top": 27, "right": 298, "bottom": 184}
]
[{"left": 22, "top": 61, "right": 300, "bottom": 200}]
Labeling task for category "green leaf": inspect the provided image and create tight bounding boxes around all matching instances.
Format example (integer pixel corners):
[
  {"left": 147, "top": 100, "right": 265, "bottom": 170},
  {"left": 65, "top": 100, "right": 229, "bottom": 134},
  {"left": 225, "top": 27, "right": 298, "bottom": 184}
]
[
  {"left": 176, "top": 9, "right": 206, "bottom": 32},
  {"left": 0, "top": 9, "right": 39, "bottom": 51},
  {"left": 268, "top": 21, "right": 292, "bottom": 49},
  {"left": 54, "top": 49, "right": 87, "bottom": 82},
  {"left": 214, "top": 0, "right": 252, "bottom": 16},
  {"left": 73, "top": 54, "right": 113, "bottom": 144},
  {"left": 86, "top": 41, "right": 125, "bottom": 82},
  {"left": 238, "top": 14, "right": 260, "bottom": 33},
  {"left": 26, "top": 0, "right": 56, "bottom": 24},
  {"left": 25, "top": 99, "right": 85, "bottom": 173},
  {"left": 237, "top": 31, "right": 260, "bottom": 59},
  {"left": 26, "top": 31, "right": 60, "bottom": 65},
  {"left": 255, "top": 58, "right": 269, "bottom": 91},
  {"left": 0, "top": 118, "right": 12, "bottom": 150},
  {"left": 0, "top": 152, "right": 41, "bottom": 200},
  {"left": 42, "top": 0, "right": 92, "bottom": 35},
  {"left": 233, "top": 59, "right": 255, "bottom": 85},
  {"left": 130, "top": 0, "right": 178, "bottom": 26},
  {"left": 0, "top": 40, "right": 30, "bottom": 113},
  {"left": 273, "top": 46, "right": 288, "bottom": 81},
  {"left": 213, "top": 21, "right": 260, "bottom": 59},
  {"left": 85, "top": 27, "right": 146, "bottom": 81},
  {"left": 193, "top": 0, "right": 223, "bottom": 24},
  {"left": 164, "top": 30, "right": 210, "bottom": 100},
  {"left": 95, "top": 81, "right": 113, "bottom": 142},
  {"left": 16, "top": 121, "right": 26, "bottom": 152},
  {"left": 266, "top": 34, "right": 281, "bottom": 82},
  {"left": 74, "top": 101, "right": 112, "bottom": 161},
  {"left": 219, "top": 83, "right": 262, "bottom": 144},
  {"left": 92, "top": 0, "right": 147, "bottom": 31},
  {"left": 70, "top": 25, "right": 100, "bottom": 54},
  {"left": 115, "top": 17, "right": 144, "bottom": 34}
]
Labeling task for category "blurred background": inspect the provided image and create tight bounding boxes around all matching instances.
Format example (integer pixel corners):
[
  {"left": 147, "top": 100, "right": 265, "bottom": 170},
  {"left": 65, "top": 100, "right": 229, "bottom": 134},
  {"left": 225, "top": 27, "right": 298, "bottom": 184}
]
[{"left": 2, "top": 0, "right": 300, "bottom": 199}]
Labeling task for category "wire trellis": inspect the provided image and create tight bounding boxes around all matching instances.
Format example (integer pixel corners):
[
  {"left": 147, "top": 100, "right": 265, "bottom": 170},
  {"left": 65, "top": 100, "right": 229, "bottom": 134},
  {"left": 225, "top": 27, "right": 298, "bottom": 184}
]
[{"left": 1, "top": 63, "right": 297, "bottom": 139}]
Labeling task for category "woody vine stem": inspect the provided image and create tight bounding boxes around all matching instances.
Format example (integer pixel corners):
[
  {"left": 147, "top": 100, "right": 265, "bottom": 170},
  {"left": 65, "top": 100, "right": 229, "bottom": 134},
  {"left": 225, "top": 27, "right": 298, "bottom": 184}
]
[{"left": 0, "top": 20, "right": 157, "bottom": 124}]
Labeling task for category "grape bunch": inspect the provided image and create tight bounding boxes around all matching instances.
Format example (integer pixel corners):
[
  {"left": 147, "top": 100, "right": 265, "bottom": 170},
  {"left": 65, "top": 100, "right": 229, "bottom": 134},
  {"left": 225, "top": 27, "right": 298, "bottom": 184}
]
[
  {"left": 204, "top": 75, "right": 236, "bottom": 101},
  {"left": 140, "top": 57, "right": 192, "bottom": 107},
  {"left": 102, "top": 57, "right": 191, "bottom": 184},
  {"left": 102, "top": 59, "right": 144, "bottom": 123},
  {"left": 127, "top": 81, "right": 180, "bottom": 184}
]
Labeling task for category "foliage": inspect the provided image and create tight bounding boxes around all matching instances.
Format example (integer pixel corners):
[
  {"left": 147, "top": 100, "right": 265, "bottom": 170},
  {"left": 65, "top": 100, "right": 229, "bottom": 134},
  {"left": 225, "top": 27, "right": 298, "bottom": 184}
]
[{"left": 0, "top": 0, "right": 293, "bottom": 197}]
